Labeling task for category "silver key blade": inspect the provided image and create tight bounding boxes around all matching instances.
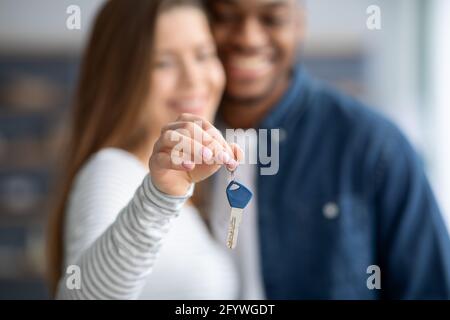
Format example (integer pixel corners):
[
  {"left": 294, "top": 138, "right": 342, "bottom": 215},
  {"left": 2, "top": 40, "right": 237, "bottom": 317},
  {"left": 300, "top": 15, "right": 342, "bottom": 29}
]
[{"left": 226, "top": 207, "right": 243, "bottom": 249}]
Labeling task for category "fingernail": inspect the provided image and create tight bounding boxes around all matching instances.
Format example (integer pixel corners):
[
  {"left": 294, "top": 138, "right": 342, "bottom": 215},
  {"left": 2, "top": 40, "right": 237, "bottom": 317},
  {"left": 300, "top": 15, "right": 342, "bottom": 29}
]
[
  {"left": 221, "top": 152, "right": 230, "bottom": 164},
  {"left": 227, "top": 159, "right": 238, "bottom": 170},
  {"left": 182, "top": 161, "right": 195, "bottom": 170},
  {"left": 202, "top": 147, "right": 213, "bottom": 161}
]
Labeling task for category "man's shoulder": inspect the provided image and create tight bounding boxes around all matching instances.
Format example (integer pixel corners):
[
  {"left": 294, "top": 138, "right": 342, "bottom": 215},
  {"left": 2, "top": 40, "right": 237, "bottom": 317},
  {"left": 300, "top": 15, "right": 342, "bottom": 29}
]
[
  {"left": 292, "top": 78, "right": 406, "bottom": 146},
  {"left": 284, "top": 77, "right": 418, "bottom": 170},
  {"left": 314, "top": 81, "right": 391, "bottom": 131}
]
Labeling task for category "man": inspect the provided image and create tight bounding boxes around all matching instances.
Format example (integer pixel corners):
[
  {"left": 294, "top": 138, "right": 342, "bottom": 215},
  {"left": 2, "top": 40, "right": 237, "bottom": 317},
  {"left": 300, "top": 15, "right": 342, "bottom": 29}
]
[{"left": 205, "top": 0, "right": 450, "bottom": 299}]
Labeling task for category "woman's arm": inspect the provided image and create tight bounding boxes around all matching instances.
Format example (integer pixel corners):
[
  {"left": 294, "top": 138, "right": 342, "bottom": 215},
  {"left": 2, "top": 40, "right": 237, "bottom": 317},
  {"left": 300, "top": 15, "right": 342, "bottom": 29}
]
[{"left": 57, "top": 172, "right": 193, "bottom": 300}]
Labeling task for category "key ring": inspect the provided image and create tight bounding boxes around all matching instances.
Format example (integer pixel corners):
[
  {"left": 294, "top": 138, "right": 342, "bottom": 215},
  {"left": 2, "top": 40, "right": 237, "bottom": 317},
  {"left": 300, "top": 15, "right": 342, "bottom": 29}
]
[{"left": 228, "top": 167, "right": 236, "bottom": 183}]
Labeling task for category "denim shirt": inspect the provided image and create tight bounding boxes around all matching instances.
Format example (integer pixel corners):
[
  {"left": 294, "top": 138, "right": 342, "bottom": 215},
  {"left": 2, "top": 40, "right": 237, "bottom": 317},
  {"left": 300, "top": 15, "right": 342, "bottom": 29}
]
[{"left": 256, "top": 65, "right": 450, "bottom": 299}]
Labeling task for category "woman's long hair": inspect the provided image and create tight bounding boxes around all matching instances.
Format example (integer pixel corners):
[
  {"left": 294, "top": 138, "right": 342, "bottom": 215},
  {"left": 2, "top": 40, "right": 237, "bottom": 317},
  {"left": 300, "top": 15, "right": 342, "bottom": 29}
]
[{"left": 46, "top": 0, "right": 202, "bottom": 296}]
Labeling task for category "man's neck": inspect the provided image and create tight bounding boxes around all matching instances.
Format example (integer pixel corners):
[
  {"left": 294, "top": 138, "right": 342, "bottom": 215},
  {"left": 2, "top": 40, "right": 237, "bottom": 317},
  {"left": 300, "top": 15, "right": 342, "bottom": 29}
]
[{"left": 219, "top": 75, "right": 291, "bottom": 129}]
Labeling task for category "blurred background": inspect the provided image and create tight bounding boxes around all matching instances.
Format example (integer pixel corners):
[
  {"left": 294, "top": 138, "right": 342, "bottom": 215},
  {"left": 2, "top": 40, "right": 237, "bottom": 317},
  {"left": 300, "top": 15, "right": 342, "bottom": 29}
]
[{"left": 0, "top": 0, "right": 448, "bottom": 299}]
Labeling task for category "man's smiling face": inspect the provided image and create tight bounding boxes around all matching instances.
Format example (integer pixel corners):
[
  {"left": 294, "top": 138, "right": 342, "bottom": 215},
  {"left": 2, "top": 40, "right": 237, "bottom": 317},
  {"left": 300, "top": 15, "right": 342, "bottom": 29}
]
[{"left": 208, "top": 0, "right": 305, "bottom": 105}]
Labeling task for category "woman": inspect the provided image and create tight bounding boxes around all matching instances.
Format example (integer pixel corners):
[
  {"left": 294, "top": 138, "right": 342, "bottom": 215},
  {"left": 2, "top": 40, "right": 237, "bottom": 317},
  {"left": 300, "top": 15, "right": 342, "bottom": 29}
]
[{"left": 47, "top": 0, "right": 241, "bottom": 299}]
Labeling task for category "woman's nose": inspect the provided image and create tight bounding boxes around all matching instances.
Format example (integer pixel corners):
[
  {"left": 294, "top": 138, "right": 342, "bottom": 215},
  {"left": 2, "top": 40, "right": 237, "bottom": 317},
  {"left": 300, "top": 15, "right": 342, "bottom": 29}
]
[{"left": 179, "top": 58, "right": 202, "bottom": 88}]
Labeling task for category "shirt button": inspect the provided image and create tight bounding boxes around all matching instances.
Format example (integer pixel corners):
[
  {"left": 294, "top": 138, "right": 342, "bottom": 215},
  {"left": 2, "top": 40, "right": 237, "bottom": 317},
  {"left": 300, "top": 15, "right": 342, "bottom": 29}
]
[{"left": 323, "top": 202, "right": 339, "bottom": 219}]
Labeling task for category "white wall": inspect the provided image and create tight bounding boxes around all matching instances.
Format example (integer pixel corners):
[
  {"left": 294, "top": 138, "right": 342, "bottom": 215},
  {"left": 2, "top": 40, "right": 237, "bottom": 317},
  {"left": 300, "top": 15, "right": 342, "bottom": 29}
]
[
  {"left": 304, "top": 0, "right": 372, "bottom": 54},
  {"left": 425, "top": 0, "right": 450, "bottom": 229},
  {"left": 364, "top": 0, "right": 423, "bottom": 148},
  {"left": 304, "top": 1, "right": 424, "bottom": 149},
  {"left": 0, "top": 0, "right": 104, "bottom": 53}
]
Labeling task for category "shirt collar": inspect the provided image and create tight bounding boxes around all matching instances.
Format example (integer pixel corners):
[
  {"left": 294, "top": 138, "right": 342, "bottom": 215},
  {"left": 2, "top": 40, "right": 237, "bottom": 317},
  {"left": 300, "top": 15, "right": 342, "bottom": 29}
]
[{"left": 259, "top": 64, "right": 308, "bottom": 129}]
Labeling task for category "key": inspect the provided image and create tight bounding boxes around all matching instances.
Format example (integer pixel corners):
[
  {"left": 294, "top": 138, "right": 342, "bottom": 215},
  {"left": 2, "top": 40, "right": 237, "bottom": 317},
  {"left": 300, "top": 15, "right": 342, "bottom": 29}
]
[{"left": 225, "top": 179, "right": 253, "bottom": 249}]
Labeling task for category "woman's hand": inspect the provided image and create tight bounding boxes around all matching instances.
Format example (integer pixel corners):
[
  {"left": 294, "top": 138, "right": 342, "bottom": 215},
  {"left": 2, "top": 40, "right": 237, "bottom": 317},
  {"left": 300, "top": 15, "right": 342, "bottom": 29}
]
[{"left": 149, "top": 113, "right": 242, "bottom": 196}]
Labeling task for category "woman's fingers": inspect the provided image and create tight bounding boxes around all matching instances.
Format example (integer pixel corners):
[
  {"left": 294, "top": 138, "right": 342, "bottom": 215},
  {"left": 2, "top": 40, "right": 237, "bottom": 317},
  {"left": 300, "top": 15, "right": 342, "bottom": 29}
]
[
  {"left": 178, "top": 114, "right": 232, "bottom": 148},
  {"left": 160, "top": 118, "right": 237, "bottom": 167},
  {"left": 171, "top": 113, "right": 235, "bottom": 155},
  {"left": 229, "top": 143, "right": 244, "bottom": 171},
  {"left": 154, "top": 129, "right": 238, "bottom": 171},
  {"left": 160, "top": 122, "right": 217, "bottom": 160},
  {"left": 151, "top": 151, "right": 196, "bottom": 172},
  {"left": 154, "top": 130, "right": 214, "bottom": 165},
  {"left": 150, "top": 115, "right": 244, "bottom": 195}
]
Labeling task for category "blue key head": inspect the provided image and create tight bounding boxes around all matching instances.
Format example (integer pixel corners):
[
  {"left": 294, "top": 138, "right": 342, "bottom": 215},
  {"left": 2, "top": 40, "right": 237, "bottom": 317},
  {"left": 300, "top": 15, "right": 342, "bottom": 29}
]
[{"left": 226, "top": 181, "right": 253, "bottom": 209}]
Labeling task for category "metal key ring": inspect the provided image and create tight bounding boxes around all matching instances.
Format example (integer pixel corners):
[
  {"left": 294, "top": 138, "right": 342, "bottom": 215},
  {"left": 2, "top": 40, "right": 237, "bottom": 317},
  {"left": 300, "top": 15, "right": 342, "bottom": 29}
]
[{"left": 229, "top": 167, "right": 236, "bottom": 182}]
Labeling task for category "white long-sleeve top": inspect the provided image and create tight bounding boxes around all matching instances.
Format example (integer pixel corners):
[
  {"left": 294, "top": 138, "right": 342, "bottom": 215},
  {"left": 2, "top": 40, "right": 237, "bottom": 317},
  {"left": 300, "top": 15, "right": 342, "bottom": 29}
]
[{"left": 56, "top": 148, "right": 239, "bottom": 300}]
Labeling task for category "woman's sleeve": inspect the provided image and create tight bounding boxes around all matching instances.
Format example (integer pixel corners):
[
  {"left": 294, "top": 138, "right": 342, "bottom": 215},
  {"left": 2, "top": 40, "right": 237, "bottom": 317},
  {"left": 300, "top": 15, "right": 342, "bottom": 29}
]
[{"left": 56, "top": 170, "right": 194, "bottom": 300}]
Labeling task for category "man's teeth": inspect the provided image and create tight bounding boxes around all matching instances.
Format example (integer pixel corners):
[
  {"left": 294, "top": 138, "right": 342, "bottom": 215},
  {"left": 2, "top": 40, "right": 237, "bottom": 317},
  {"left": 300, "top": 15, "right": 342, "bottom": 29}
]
[{"left": 229, "top": 56, "right": 270, "bottom": 70}]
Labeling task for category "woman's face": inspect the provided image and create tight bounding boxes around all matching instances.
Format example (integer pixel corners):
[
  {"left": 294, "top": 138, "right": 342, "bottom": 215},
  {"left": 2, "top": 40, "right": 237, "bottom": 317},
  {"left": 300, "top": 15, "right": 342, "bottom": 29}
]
[{"left": 148, "top": 7, "right": 225, "bottom": 126}]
